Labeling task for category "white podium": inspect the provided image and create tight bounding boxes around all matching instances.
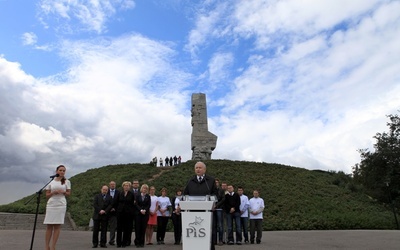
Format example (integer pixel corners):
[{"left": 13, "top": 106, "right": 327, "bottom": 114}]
[{"left": 180, "top": 196, "right": 216, "bottom": 250}]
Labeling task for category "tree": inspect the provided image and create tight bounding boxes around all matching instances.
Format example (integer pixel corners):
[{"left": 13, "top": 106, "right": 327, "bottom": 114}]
[{"left": 353, "top": 112, "right": 400, "bottom": 207}]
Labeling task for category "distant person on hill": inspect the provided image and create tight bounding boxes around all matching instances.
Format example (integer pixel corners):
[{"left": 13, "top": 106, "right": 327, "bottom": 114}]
[
  {"left": 156, "top": 187, "right": 171, "bottom": 245},
  {"left": 165, "top": 157, "right": 169, "bottom": 167},
  {"left": 146, "top": 186, "right": 158, "bottom": 245},
  {"left": 225, "top": 185, "right": 242, "bottom": 245},
  {"left": 173, "top": 155, "right": 178, "bottom": 165},
  {"left": 134, "top": 184, "right": 151, "bottom": 248},
  {"left": 238, "top": 186, "right": 250, "bottom": 243},
  {"left": 159, "top": 157, "right": 163, "bottom": 167},
  {"left": 249, "top": 190, "right": 264, "bottom": 244},
  {"left": 43, "top": 165, "right": 71, "bottom": 250},
  {"left": 92, "top": 184, "right": 113, "bottom": 248},
  {"left": 152, "top": 157, "right": 157, "bottom": 167},
  {"left": 115, "top": 181, "right": 135, "bottom": 248},
  {"left": 178, "top": 156, "right": 181, "bottom": 164},
  {"left": 107, "top": 181, "right": 119, "bottom": 246},
  {"left": 169, "top": 156, "right": 173, "bottom": 166}
]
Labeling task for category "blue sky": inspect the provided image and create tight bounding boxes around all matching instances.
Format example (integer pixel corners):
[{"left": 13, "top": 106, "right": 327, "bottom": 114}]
[{"left": 0, "top": 0, "right": 399, "bottom": 204}]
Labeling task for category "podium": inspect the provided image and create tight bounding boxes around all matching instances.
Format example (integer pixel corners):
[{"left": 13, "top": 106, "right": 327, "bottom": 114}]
[{"left": 180, "top": 195, "right": 216, "bottom": 250}]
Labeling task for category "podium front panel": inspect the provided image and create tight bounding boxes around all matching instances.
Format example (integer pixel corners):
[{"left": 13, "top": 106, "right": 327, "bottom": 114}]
[{"left": 182, "top": 211, "right": 212, "bottom": 250}]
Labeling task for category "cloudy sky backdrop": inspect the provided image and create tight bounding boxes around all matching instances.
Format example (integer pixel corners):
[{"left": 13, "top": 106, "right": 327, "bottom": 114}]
[{"left": 0, "top": 0, "right": 399, "bottom": 204}]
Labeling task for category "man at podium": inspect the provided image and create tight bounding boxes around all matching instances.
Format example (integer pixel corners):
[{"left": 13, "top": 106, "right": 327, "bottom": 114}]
[
  {"left": 183, "top": 161, "right": 217, "bottom": 250},
  {"left": 184, "top": 161, "right": 217, "bottom": 196}
]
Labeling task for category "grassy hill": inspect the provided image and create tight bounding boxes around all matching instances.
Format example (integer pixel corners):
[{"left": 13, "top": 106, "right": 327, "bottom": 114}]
[{"left": 0, "top": 160, "right": 397, "bottom": 230}]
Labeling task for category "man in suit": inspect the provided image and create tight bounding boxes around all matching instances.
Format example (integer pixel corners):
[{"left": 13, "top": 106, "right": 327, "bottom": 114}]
[
  {"left": 107, "top": 181, "right": 119, "bottom": 246},
  {"left": 134, "top": 184, "right": 151, "bottom": 248},
  {"left": 184, "top": 161, "right": 217, "bottom": 196},
  {"left": 131, "top": 180, "right": 140, "bottom": 246},
  {"left": 92, "top": 185, "right": 113, "bottom": 248},
  {"left": 184, "top": 161, "right": 217, "bottom": 250}
]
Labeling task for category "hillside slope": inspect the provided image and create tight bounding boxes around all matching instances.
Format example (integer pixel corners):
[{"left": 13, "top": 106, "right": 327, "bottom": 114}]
[{"left": 0, "top": 160, "right": 397, "bottom": 230}]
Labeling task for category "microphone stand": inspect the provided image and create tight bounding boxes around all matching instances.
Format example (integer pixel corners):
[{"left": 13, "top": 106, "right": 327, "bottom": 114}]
[{"left": 25, "top": 176, "right": 56, "bottom": 250}]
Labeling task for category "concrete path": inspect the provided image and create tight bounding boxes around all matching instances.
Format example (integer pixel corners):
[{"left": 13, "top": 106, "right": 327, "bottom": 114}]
[{"left": 0, "top": 229, "right": 399, "bottom": 250}]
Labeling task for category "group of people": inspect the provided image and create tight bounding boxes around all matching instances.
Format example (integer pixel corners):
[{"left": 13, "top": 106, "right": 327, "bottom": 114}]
[
  {"left": 91, "top": 179, "right": 180, "bottom": 248},
  {"left": 42, "top": 162, "right": 264, "bottom": 250},
  {"left": 212, "top": 180, "right": 265, "bottom": 246},
  {"left": 152, "top": 155, "right": 182, "bottom": 167},
  {"left": 184, "top": 162, "right": 265, "bottom": 247}
]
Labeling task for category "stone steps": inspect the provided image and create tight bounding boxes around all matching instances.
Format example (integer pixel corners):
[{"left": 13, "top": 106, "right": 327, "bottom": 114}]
[{"left": 0, "top": 212, "right": 75, "bottom": 230}]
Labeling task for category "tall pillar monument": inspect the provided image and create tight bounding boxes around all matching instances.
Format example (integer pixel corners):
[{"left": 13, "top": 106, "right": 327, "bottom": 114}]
[{"left": 191, "top": 93, "right": 217, "bottom": 160}]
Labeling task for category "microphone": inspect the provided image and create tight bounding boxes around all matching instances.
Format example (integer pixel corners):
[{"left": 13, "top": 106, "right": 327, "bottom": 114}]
[{"left": 50, "top": 174, "right": 60, "bottom": 178}]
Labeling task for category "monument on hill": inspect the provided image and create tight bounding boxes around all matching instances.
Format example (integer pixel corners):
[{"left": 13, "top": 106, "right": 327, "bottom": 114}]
[{"left": 191, "top": 93, "right": 218, "bottom": 160}]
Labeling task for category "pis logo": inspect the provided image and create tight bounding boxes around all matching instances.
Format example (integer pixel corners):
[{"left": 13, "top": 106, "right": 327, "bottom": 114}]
[{"left": 186, "top": 216, "right": 206, "bottom": 238}]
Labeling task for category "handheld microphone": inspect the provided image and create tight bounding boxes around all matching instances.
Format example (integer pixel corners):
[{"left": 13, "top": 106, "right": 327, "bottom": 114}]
[{"left": 50, "top": 174, "right": 60, "bottom": 178}]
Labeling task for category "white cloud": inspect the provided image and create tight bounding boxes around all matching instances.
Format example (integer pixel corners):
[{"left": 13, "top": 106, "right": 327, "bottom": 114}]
[
  {"left": 38, "top": 0, "right": 136, "bottom": 34},
  {"left": 207, "top": 52, "right": 233, "bottom": 85},
  {"left": 202, "top": 0, "right": 400, "bottom": 172},
  {"left": 0, "top": 34, "right": 193, "bottom": 186},
  {"left": 1, "top": 0, "right": 399, "bottom": 205},
  {"left": 21, "top": 32, "right": 38, "bottom": 46}
]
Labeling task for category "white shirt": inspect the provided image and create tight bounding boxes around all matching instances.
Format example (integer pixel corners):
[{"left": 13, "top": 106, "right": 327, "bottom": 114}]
[
  {"left": 110, "top": 189, "right": 115, "bottom": 198},
  {"left": 249, "top": 197, "right": 264, "bottom": 219},
  {"left": 156, "top": 196, "right": 171, "bottom": 216},
  {"left": 239, "top": 194, "right": 250, "bottom": 217},
  {"left": 150, "top": 195, "right": 158, "bottom": 213}
]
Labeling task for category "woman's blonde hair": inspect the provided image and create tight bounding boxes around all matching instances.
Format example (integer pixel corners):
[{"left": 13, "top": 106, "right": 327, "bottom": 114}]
[
  {"left": 140, "top": 184, "right": 149, "bottom": 192},
  {"left": 122, "top": 181, "right": 132, "bottom": 188}
]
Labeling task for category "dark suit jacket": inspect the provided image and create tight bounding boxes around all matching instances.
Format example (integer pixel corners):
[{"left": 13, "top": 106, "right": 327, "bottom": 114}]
[
  {"left": 184, "top": 174, "right": 217, "bottom": 196},
  {"left": 92, "top": 193, "right": 113, "bottom": 220},
  {"left": 134, "top": 193, "right": 151, "bottom": 215},
  {"left": 115, "top": 190, "right": 135, "bottom": 215},
  {"left": 107, "top": 189, "right": 120, "bottom": 215}
]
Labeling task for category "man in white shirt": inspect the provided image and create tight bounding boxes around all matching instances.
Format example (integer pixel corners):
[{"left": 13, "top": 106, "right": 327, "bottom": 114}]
[
  {"left": 249, "top": 190, "right": 264, "bottom": 244},
  {"left": 237, "top": 186, "right": 250, "bottom": 243}
]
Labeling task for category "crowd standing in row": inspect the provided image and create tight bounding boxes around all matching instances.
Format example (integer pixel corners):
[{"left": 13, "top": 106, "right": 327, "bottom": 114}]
[
  {"left": 41, "top": 163, "right": 264, "bottom": 249},
  {"left": 151, "top": 156, "right": 182, "bottom": 167}
]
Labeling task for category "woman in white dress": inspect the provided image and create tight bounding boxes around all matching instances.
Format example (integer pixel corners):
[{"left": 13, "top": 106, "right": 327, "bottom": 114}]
[{"left": 43, "top": 165, "right": 71, "bottom": 250}]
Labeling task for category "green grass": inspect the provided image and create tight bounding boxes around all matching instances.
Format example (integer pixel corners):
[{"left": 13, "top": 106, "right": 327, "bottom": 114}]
[{"left": 0, "top": 160, "right": 397, "bottom": 230}]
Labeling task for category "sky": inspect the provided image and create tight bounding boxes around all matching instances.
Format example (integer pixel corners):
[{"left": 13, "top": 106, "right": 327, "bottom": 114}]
[{"left": 0, "top": 0, "right": 399, "bottom": 205}]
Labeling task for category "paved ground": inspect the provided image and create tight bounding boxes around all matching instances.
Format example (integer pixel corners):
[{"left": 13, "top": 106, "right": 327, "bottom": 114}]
[{"left": 1, "top": 229, "right": 399, "bottom": 250}]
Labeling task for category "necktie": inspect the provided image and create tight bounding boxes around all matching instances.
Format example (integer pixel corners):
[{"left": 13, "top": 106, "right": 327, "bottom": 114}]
[
  {"left": 199, "top": 176, "right": 203, "bottom": 182},
  {"left": 103, "top": 194, "right": 106, "bottom": 200},
  {"left": 111, "top": 190, "right": 114, "bottom": 198}
]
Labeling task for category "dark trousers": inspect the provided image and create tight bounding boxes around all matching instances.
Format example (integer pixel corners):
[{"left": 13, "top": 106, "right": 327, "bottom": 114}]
[
  {"left": 92, "top": 217, "right": 108, "bottom": 246},
  {"left": 134, "top": 213, "right": 149, "bottom": 246},
  {"left": 213, "top": 209, "right": 224, "bottom": 243},
  {"left": 240, "top": 217, "right": 249, "bottom": 241},
  {"left": 108, "top": 214, "right": 117, "bottom": 244},
  {"left": 156, "top": 216, "right": 169, "bottom": 242},
  {"left": 171, "top": 213, "right": 182, "bottom": 243},
  {"left": 116, "top": 212, "right": 133, "bottom": 247},
  {"left": 226, "top": 212, "right": 242, "bottom": 243},
  {"left": 250, "top": 219, "right": 263, "bottom": 242}
]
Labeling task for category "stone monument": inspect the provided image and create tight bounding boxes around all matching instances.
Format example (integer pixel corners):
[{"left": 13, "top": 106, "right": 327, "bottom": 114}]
[{"left": 191, "top": 93, "right": 217, "bottom": 160}]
